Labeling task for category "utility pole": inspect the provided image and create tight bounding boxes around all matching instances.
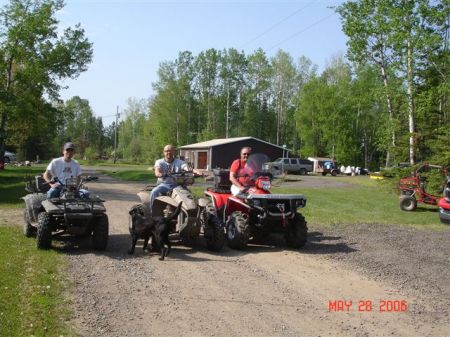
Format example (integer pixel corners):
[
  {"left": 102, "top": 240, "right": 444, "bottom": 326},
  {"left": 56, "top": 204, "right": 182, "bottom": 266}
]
[{"left": 113, "top": 106, "right": 119, "bottom": 164}]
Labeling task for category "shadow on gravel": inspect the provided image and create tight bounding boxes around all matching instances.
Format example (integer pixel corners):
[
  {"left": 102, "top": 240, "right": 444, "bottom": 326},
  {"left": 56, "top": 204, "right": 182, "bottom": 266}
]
[
  {"left": 218, "top": 231, "right": 357, "bottom": 257},
  {"left": 56, "top": 233, "right": 228, "bottom": 262},
  {"left": 50, "top": 230, "right": 356, "bottom": 259},
  {"left": 303, "top": 231, "right": 358, "bottom": 254}
]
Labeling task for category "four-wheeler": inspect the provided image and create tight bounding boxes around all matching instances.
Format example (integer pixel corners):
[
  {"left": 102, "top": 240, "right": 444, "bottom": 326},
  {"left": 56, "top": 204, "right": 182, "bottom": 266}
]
[
  {"left": 23, "top": 175, "right": 108, "bottom": 250},
  {"left": 399, "top": 164, "right": 448, "bottom": 211},
  {"left": 438, "top": 178, "right": 450, "bottom": 224},
  {"left": 204, "top": 154, "right": 308, "bottom": 250},
  {"left": 134, "top": 171, "right": 225, "bottom": 252}
]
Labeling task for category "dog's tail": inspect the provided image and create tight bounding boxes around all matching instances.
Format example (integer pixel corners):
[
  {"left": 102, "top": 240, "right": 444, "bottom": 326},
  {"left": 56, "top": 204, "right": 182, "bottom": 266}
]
[{"left": 165, "top": 202, "right": 182, "bottom": 222}]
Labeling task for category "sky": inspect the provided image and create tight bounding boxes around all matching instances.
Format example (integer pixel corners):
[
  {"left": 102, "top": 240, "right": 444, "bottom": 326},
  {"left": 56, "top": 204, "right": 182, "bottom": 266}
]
[{"left": 4, "top": 0, "right": 349, "bottom": 125}]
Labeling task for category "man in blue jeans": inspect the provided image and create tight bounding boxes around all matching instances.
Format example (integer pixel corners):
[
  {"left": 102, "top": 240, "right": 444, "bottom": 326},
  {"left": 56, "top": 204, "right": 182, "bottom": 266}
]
[
  {"left": 150, "top": 144, "right": 188, "bottom": 211},
  {"left": 43, "top": 142, "right": 83, "bottom": 198}
]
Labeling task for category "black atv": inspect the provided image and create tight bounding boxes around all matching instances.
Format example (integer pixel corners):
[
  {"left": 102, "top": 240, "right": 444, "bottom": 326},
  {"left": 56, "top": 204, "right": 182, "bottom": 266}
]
[{"left": 22, "top": 175, "right": 108, "bottom": 250}]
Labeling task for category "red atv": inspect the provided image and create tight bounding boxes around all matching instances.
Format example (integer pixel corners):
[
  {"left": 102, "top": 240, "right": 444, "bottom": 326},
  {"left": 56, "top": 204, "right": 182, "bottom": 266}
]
[
  {"left": 399, "top": 164, "right": 448, "bottom": 211},
  {"left": 438, "top": 178, "right": 450, "bottom": 224},
  {"left": 204, "top": 154, "right": 308, "bottom": 250}
]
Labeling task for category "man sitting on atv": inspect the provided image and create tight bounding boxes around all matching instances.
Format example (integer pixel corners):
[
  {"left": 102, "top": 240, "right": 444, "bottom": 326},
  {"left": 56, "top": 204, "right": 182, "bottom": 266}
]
[
  {"left": 229, "top": 146, "right": 255, "bottom": 196},
  {"left": 150, "top": 144, "right": 195, "bottom": 210},
  {"left": 43, "top": 142, "right": 84, "bottom": 198}
]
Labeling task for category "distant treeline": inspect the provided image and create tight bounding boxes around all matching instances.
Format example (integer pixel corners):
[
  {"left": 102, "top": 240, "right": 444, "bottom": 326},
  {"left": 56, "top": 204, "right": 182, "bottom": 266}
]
[{"left": 2, "top": 0, "right": 448, "bottom": 170}]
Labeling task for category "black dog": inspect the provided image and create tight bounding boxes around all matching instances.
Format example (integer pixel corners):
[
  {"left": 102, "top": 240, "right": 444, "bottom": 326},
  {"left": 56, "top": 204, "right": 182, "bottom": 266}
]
[
  {"left": 128, "top": 202, "right": 182, "bottom": 260},
  {"left": 128, "top": 204, "right": 153, "bottom": 255},
  {"left": 152, "top": 202, "right": 182, "bottom": 260}
]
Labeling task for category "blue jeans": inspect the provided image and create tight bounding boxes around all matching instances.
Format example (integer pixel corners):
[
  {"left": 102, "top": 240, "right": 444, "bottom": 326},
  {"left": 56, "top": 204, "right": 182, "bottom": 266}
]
[
  {"left": 47, "top": 187, "right": 90, "bottom": 199},
  {"left": 149, "top": 183, "right": 174, "bottom": 212}
]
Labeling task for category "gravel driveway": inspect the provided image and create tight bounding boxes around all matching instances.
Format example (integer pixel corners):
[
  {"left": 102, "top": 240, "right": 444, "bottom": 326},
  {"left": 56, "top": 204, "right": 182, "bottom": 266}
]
[{"left": 3, "top": 170, "right": 449, "bottom": 337}]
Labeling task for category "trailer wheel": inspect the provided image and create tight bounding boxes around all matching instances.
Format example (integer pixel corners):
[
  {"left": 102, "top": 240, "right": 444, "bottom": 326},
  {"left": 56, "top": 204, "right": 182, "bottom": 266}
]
[{"left": 400, "top": 196, "right": 417, "bottom": 211}]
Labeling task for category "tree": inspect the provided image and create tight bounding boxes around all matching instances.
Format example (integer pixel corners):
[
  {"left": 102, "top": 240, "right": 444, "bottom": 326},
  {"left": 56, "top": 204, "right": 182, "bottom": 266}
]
[
  {"left": 0, "top": 0, "right": 92, "bottom": 166},
  {"left": 337, "top": 0, "right": 449, "bottom": 165}
]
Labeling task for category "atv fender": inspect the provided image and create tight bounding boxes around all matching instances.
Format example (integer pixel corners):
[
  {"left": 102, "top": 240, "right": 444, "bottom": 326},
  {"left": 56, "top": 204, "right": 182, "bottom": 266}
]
[{"left": 23, "top": 193, "right": 47, "bottom": 223}]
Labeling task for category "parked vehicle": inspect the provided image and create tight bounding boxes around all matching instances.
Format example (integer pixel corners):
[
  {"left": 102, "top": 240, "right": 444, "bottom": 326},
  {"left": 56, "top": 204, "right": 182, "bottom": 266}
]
[
  {"left": 399, "top": 164, "right": 448, "bottom": 211},
  {"left": 23, "top": 175, "right": 108, "bottom": 250},
  {"left": 4, "top": 150, "right": 16, "bottom": 163},
  {"left": 135, "top": 171, "right": 225, "bottom": 251},
  {"left": 316, "top": 160, "right": 340, "bottom": 176},
  {"left": 205, "top": 154, "right": 308, "bottom": 250},
  {"left": 263, "top": 157, "right": 313, "bottom": 175}
]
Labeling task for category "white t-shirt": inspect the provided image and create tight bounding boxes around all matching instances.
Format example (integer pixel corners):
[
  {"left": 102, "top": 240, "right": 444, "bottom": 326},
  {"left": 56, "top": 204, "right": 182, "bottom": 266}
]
[
  {"left": 154, "top": 158, "right": 187, "bottom": 185},
  {"left": 46, "top": 157, "right": 82, "bottom": 185}
]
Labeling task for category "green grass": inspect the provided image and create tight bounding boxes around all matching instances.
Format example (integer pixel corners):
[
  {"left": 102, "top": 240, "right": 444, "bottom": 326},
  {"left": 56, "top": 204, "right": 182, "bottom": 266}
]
[
  {"left": 102, "top": 169, "right": 155, "bottom": 181},
  {"left": 0, "top": 166, "right": 45, "bottom": 208},
  {"left": 0, "top": 226, "right": 74, "bottom": 337},
  {"left": 272, "top": 185, "right": 443, "bottom": 230}
]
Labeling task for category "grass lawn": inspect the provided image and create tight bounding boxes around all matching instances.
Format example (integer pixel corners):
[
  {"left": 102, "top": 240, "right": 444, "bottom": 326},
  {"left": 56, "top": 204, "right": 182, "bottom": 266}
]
[
  {"left": 0, "top": 166, "right": 45, "bottom": 208},
  {"left": 0, "top": 226, "right": 73, "bottom": 337}
]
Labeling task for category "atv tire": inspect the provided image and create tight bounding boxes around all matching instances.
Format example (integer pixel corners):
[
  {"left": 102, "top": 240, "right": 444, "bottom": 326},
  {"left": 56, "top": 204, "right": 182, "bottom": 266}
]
[
  {"left": 205, "top": 217, "right": 225, "bottom": 252},
  {"left": 226, "top": 211, "right": 249, "bottom": 250},
  {"left": 93, "top": 214, "right": 109, "bottom": 251},
  {"left": 202, "top": 202, "right": 225, "bottom": 251},
  {"left": 23, "top": 209, "right": 36, "bottom": 237},
  {"left": 36, "top": 212, "right": 52, "bottom": 249},
  {"left": 285, "top": 213, "right": 308, "bottom": 249},
  {"left": 400, "top": 196, "right": 417, "bottom": 211}
]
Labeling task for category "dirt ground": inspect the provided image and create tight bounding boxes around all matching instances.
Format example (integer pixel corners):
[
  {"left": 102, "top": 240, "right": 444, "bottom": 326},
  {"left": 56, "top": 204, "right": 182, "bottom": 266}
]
[{"left": 4, "top": 172, "right": 450, "bottom": 337}]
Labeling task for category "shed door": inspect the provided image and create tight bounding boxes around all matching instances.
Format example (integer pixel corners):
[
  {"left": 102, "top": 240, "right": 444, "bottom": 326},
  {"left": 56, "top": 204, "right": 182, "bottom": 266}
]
[{"left": 197, "top": 151, "right": 207, "bottom": 169}]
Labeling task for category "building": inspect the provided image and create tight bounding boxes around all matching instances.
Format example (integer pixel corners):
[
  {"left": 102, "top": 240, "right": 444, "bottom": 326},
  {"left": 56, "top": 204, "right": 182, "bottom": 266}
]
[{"left": 179, "top": 137, "right": 286, "bottom": 170}]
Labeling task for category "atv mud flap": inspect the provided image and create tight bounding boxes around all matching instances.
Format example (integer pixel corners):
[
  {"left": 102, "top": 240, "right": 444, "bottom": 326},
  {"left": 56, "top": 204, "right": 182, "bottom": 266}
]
[{"left": 152, "top": 196, "right": 180, "bottom": 217}]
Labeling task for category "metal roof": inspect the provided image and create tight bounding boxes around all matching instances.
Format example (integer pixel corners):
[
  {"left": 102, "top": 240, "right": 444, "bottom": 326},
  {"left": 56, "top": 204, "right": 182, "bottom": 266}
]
[{"left": 180, "top": 136, "right": 285, "bottom": 150}]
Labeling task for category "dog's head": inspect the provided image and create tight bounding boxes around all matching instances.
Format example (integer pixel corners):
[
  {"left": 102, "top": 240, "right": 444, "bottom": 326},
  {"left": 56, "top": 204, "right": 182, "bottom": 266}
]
[{"left": 129, "top": 204, "right": 153, "bottom": 234}]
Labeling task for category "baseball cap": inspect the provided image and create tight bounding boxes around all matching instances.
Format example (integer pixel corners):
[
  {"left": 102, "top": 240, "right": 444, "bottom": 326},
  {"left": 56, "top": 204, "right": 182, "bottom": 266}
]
[{"left": 64, "top": 142, "right": 75, "bottom": 150}]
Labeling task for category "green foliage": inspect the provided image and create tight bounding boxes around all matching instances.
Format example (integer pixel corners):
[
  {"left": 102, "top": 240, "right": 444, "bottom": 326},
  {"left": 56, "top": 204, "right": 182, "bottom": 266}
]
[
  {"left": 0, "top": 166, "right": 44, "bottom": 207},
  {"left": 0, "top": 226, "right": 73, "bottom": 337},
  {"left": 0, "top": 0, "right": 93, "bottom": 161}
]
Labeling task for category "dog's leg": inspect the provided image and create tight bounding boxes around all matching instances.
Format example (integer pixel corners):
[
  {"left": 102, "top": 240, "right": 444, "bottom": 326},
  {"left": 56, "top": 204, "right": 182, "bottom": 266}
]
[
  {"left": 143, "top": 235, "right": 149, "bottom": 252},
  {"left": 128, "top": 235, "right": 138, "bottom": 254}
]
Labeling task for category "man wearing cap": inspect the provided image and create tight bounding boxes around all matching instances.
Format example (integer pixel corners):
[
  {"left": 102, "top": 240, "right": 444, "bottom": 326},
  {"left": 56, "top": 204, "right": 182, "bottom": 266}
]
[{"left": 43, "top": 142, "right": 82, "bottom": 198}]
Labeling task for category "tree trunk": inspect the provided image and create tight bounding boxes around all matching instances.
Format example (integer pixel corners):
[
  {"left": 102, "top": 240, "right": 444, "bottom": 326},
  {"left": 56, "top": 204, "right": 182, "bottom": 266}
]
[
  {"left": 379, "top": 57, "right": 395, "bottom": 167},
  {"left": 406, "top": 39, "right": 415, "bottom": 165}
]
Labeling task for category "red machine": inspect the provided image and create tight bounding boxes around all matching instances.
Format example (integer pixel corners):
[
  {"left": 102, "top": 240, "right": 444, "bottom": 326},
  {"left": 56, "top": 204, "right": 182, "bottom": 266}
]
[
  {"left": 399, "top": 164, "right": 448, "bottom": 211},
  {"left": 204, "top": 154, "right": 308, "bottom": 250},
  {"left": 438, "top": 178, "right": 450, "bottom": 224}
]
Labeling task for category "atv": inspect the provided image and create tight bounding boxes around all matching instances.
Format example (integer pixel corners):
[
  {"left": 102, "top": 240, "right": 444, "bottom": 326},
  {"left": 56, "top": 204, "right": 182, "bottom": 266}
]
[
  {"left": 398, "top": 163, "right": 448, "bottom": 211},
  {"left": 204, "top": 154, "right": 308, "bottom": 250},
  {"left": 23, "top": 175, "right": 108, "bottom": 250},
  {"left": 134, "top": 171, "right": 225, "bottom": 252}
]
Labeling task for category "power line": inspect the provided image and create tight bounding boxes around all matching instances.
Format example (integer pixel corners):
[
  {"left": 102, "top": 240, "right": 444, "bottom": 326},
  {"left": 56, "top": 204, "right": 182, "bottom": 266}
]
[
  {"left": 267, "top": 12, "right": 336, "bottom": 52},
  {"left": 239, "top": 1, "right": 315, "bottom": 49}
]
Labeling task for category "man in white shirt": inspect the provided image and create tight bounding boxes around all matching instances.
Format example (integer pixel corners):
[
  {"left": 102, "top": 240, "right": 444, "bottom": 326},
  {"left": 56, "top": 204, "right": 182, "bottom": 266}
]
[
  {"left": 43, "top": 142, "right": 82, "bottom": 198},
  {"left": 150, "top": 144, "right": 188, "bottom": 210}
]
